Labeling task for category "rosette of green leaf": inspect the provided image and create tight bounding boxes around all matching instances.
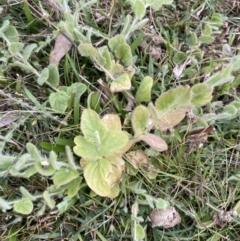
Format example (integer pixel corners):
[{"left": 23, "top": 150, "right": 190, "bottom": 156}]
[
  {"left": 151, "top": 86, "right": 192, "bottom": 131},
  {"left": 191, "top": 83, "right": 213, "bottom": 106},
  {"left": 136, "top": 76, "right": 153, "bottom": 103},
  {"left": 74, "top": 109, "right": 129, "bottom": 197},
  {"left": 14, "top": 198, "right": 33, "bottom": 215},
  {"left": 74, "top": 110, "right": 129, "bottom": 159}
]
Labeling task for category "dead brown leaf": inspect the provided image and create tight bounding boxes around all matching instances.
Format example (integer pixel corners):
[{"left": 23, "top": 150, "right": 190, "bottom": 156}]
[
  {"left": 50, "top": 33, "right": 72, "bottom": 66},
  {"left": 140, "top": 133, "right": 168, "bottom": 152},
  {"left": 125, "top": 150, "right": 148, "bottom": 169},
  {"left": 213, "top": 209, "right": 237, "bottom": 227},
  {"left": 149, "top": 207, "right": 181, "bottom": 228}
]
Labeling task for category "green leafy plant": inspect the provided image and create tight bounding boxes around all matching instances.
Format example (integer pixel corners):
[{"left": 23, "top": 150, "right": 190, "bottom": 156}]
[
  {"left": 1, "top": 1, "right": 240, "bottom": 240},
  {"left": 0, "top": 143, "right": 81, "bottom": 214},
  {"left": 0, "top": 20, "right": 87, "bottom": 114}
]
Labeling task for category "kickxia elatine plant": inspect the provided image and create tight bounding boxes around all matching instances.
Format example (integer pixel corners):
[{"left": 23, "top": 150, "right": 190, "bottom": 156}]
[{"left": 0, "top": 0, "right": 240, "bottom": 222}]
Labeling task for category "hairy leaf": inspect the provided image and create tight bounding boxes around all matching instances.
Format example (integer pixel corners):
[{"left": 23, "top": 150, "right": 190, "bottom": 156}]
[
  {"left": 14, "top": 198, "right": 33, "bottom": 214},
  {"left": 49, "top": 91, "right": 69, "bottom": 113},
  {"left": 132, "top": 105, "right": 149, "bottom": 136},
  {"left": 110, "top": 73, "right": 131, "bottom": 92},
  {"left": 53, "top": 169, "right": 79, "bottom": 186},
  {"left": 37, "top": 67, "right": 49, "bottom": 86},
  {"left": 78, "top": 43, "right": 98, "bottom": 58},
  {"left": 191, "top": 83, "right": 213, "bottom": 106},
  {"left": 155, "top": 85, "right": 192, "bottom": 113},
  {"left": 47, "top": 64, "right": 59, "bottom": 88},
  {"left": 8, "top": 42, "right": 24, "bottom": 55},
  {"left": 132, "top": 0, "right": 146, "bottom": 19},
  {"left": 136, "top": 76, "right": 153, "bottom": 102}
]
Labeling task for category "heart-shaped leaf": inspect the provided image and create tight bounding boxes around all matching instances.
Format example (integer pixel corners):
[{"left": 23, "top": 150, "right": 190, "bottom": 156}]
[
  {"left": 8, "top": 42, "right": 24, "bottom": 55},
  {"left": 132, "top": 0, "right": 146, "bottom": 19},
  {"left": 67, "top": 82, "right": 87, "bottom": 100},
  {"left": 65, "top": 177, "right": 82, "bottom": 198},
  {"left": 14, "top": 198, "right": 33, "bottom": 214},
  {"left": 114, "top": 43, "right": 132, "bottom": 66},
  {"left": 49, "top": 91, "right": 69, "bottom": 113},
  {"left": 108, "top": 35, "right": 125, "bottom": 52}
]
